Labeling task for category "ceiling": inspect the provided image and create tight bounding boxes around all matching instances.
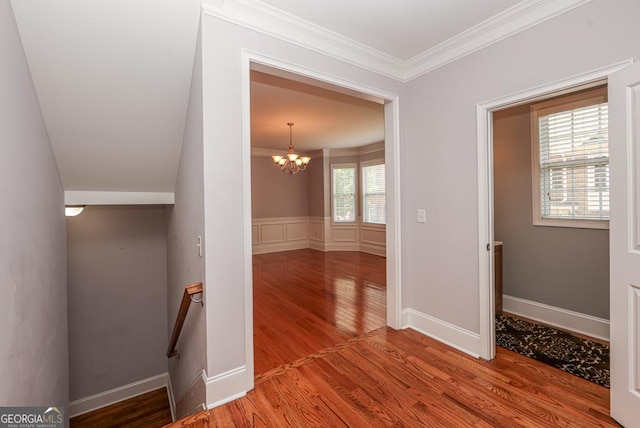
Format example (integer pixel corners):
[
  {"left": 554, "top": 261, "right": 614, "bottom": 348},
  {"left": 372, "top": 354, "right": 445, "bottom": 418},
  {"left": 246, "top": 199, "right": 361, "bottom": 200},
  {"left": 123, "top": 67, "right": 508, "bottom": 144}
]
[
  {"left": 257, "top": 0, "right": 521, "bottom": 62},
  {"left": 250, "top": 70, "right": 384, "bottom": 152},
  {"left": 9, "top": 0, "right": 562, "bottom": 197}
]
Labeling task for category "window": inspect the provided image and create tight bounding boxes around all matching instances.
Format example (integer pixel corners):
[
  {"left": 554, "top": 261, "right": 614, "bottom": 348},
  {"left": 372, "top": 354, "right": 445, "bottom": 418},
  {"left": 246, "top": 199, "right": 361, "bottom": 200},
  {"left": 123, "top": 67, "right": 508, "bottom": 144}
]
[
  {"left": 362, "top": 161, "right": 385, "bottom": 224},
  {"left": 532, "top": 86, "right": 609, "bottom": 229},
  {"left": 332, "top": 164, "right": 356, "bottom": 223}
]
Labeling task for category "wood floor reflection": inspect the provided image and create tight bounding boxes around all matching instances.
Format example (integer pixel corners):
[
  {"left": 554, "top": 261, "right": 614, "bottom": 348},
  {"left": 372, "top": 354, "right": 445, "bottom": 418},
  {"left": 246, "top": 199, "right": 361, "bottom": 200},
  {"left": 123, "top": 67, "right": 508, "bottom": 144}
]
[{"left": 253, "top": 249, "right": 386, "bottom": 376}]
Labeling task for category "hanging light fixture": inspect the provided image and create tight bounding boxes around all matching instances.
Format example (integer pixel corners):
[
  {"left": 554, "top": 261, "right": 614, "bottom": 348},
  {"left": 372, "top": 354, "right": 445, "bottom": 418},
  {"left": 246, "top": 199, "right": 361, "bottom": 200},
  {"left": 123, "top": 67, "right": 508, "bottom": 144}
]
[{"left": 272, "top": 122, "right": 310, "bottom": 175}]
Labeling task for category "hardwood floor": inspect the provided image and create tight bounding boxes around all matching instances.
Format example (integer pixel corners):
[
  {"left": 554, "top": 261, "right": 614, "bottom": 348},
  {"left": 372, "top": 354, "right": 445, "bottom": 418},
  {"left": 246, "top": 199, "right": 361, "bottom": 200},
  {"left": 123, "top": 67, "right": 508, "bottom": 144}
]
[
  {"left": 71, "top": 387, "right": 172, "bottom": 428},
  {"left": 252, "top": 249, "right": 386, "bottom": 375},
  {"left": 164, "top": 248, "right": 618, "bottom": 427},
  {"left": 165, "top": 327, "right": 618, "bottom": 427}
]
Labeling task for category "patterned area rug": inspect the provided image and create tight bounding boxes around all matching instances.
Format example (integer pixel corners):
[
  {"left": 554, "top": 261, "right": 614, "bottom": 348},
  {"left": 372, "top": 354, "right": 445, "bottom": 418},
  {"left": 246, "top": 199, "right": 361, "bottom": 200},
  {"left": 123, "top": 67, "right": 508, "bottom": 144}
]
[{"left": 496, "top": 314, "right": 610, "bottom": 387}]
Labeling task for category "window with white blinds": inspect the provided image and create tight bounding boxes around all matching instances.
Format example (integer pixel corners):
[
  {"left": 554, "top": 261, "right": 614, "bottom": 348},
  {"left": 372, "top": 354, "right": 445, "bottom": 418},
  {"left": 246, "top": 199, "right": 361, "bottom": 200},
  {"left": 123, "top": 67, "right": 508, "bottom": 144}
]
[
  {"left": 362, "top": 161, "right": 385, "bottom": 224},
  {"left": 332, "top": 164, "right": 356, "bottom": 223},
  {"left": 532, "top": 86, "right": 609, "bottom": 229}
]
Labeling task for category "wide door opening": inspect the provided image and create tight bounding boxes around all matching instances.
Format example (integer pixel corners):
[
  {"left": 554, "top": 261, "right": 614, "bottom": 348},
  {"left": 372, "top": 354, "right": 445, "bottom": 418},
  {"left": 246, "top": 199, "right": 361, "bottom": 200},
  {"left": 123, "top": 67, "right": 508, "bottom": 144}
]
[{"left": 247, "top": 63, "right": 392, "bottom": 379}]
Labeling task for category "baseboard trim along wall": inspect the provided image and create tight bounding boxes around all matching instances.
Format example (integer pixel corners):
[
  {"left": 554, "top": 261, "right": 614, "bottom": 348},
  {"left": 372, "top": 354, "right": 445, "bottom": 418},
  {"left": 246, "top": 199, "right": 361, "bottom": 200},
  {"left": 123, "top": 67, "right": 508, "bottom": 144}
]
[
  {"left": 68, "top": 373, "right": 169, "bottom": 418},
  {"left": 204, "top": 366, "right": 247, "bottom": 409},
  {"left": 502, "top": 295, "right": 610, "bottom": 341},
  {"left": 402, "top": 308, "right": 480, "bottom": 358}
]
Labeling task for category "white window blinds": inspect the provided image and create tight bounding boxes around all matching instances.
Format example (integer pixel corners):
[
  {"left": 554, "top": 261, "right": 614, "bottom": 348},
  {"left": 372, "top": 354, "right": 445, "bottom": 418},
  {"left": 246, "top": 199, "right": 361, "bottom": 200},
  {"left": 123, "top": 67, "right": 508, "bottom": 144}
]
[
  {"left": 537, "top": 101, "right": 609, "bottom": 221},
  {"left": 362, "top": 163, "right": 385, "bottom": 224},
  {"left": 332, "top": 165, "right": 356, "bottom": 222}
]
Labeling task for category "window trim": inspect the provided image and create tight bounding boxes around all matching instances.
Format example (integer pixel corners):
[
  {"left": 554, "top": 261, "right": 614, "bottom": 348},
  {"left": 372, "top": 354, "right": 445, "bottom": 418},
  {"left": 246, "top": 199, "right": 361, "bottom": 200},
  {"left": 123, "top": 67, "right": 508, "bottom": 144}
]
[
  {"left": 361, "top": 158, "right": 386, "bottom": 225},
  {"left": 530, "top": 88, "right": 609, "bottom": 230},
  {"left": 331, "top": 163, "right": 357, "bottom": 224}
]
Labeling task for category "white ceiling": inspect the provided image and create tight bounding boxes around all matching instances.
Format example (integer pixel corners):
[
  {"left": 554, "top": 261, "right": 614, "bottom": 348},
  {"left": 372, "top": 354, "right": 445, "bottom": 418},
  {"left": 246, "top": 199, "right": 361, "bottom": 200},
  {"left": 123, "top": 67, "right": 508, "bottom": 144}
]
[
  {"left": 10, "top": 0, "right": 201, "bottom": 193},
  {"left": 258, "top": 0, "right": 521, "bottom": 62},
  {"left": 9, "top": 0, "right": 569, "bottom": 197}
]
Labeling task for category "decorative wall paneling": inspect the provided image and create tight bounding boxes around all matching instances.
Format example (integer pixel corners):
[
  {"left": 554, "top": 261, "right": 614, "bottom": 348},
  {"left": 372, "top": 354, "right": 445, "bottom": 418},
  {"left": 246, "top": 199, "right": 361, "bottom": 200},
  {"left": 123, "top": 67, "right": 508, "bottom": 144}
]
[{"left": 253, "top": 216, "right": 385, "bottom": 256}]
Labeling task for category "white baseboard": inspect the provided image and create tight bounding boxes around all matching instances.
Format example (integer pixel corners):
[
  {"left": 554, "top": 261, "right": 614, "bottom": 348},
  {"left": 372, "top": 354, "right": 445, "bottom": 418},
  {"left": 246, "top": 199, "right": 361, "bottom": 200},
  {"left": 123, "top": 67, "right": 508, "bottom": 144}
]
[
  {"left": 252, "top": 240, "right": 309, "bottom": 255},
  {"left": 502, "top": 295, "right": 610, "bottom": 341},
  {"left": 166, "top": 373, "right": 176, "bottom": 422},
  {"left": 308, "top": 240, "right": 326, "bottom": 252},
  {"left": 69, "top": 373, "right": 168, "bottom": 418},
  {"left": 204, "top": 366, "right": 247, "bottom": 409},
  {"left": 402, "top": 308, "right": 480, "bottom": 358},
  {"left": 324, "top": 242, "right": 360, "bottom": 252},
  {"left": 359, "top": 242, "right": 386, "bottom": 257}
]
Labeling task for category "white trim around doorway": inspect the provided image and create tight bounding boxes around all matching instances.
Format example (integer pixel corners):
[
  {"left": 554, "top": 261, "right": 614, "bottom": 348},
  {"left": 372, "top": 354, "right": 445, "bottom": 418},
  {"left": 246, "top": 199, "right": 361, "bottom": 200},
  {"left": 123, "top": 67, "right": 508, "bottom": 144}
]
[
  {"left": 240, "top": 50, "right": 402, "bottom": 391},
  {"left": 476, "top": 59, "right": 632, "bottom": 361}
]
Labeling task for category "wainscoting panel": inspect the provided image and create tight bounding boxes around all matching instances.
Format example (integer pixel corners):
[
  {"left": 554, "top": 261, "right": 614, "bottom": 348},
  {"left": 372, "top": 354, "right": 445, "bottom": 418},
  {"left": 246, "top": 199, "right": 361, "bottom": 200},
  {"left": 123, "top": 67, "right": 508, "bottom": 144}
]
[
  {"left": 252, "top": 216, "right": 387, "bottom": 256},
  {"left": 260, "top": 223, "right": 285, "bottom": 244},
  {"left": 332, "top": 227, "right": 357, "bottom": 242},
  {"left": 252, "top": 217, "right": 310, "bottom": 254},
  {"left": 285, "top": 221, "right": 308, "bottom": 242},
  {"left": 309, "top": 218, "right": 324, "bottom": 242},
  {"left": 361, "top": 227, "right": 385, "bottom": 245}
]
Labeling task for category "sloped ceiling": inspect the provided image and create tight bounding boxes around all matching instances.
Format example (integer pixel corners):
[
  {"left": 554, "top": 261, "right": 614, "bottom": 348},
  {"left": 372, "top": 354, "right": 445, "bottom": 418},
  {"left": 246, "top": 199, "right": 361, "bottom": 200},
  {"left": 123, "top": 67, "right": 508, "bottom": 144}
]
[
  {"left": 10, "top": 0, "right": 201, "bottom": 194},
  {"left": 9, "top": 0, "right": 586, "bottom": 199}
]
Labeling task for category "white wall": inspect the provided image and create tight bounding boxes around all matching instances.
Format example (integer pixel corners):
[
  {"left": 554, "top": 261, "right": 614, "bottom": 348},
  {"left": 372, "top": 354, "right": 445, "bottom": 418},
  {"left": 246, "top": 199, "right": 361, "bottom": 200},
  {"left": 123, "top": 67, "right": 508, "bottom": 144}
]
[
  {"left": 0, "top": 0, "right": 68, "bottom": 407},
  {"left": 401, "top": 0, "right": 640, "bottom": 337},
  {"left": 67, "top": 206, "right": 168, "bottom": 401},
  {"left": 166, "top": 18, "right": 207, "bottom": 416},
  {"left": 200, "top": 10, "right": 402, "bottom": 406}
]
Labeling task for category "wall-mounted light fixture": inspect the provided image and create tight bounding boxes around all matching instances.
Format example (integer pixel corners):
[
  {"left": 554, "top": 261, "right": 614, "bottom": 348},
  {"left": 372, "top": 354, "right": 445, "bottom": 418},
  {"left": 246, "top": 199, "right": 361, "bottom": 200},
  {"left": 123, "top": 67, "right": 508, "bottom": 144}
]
[{"left": 65, "top": 205, "right": 86, "bottom": 217}]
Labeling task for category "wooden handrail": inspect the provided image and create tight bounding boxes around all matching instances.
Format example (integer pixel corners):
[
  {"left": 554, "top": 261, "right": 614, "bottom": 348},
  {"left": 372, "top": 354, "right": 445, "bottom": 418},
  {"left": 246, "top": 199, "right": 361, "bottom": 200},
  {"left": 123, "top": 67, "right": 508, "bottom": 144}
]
[{"left": 167, "top": 282, "right": 203, "bottom": 358}]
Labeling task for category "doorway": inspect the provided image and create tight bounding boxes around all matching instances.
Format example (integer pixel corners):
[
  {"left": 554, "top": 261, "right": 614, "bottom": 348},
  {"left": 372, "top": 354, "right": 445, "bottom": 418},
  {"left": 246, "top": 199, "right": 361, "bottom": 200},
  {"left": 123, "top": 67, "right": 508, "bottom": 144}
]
[
  {"left": 241, "top": 53, "right": 401, "bottom": 390},
  {"left": 476, "top": 60, "right": 631, "bottom": 361},
  {"left": 491, "top": 85, "right": 611, "bottom": 386}
]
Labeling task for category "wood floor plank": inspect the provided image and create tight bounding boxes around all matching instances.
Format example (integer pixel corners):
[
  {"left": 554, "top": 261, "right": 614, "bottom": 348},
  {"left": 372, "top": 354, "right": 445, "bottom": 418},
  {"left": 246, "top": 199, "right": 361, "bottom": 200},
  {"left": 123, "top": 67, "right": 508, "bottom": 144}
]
[
  {"left": 164, "top": 249, "right": 620, "bottom": 428},
  {"left": 71, "top": 387, "right": 172, "bottom": 428}
]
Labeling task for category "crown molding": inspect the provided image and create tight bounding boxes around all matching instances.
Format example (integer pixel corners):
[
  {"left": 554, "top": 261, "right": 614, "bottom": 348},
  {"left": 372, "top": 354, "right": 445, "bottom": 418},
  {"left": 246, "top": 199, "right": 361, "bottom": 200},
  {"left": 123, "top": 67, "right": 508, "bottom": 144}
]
[
  {"left": 202, "top": 0, "right": 405, "bottom": 80},
  {"left": 403, "top": 0, "right": 593, "bottom": 80},
  {"left": 203, "top": 0, "right": 592, "bottom": 82}
]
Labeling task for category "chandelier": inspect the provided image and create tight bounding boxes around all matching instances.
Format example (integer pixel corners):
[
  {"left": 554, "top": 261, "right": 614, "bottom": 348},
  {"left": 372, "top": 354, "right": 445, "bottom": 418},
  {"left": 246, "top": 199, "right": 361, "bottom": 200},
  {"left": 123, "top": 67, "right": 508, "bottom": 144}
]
[{"left": 272, "top": 122, "right": 311, "bottom": 175}]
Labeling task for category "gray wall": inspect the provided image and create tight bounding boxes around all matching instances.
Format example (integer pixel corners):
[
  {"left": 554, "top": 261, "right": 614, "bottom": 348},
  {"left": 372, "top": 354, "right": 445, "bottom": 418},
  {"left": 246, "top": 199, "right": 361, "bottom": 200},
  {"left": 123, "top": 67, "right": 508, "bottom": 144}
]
[
  {"left": 0, "top": 0, "right": 68, "bottom": 407},
  {"left": 67, "top": 206, "right": 168, "bottom": 400},
  {"left": 251, "top": 147, "right": 385, "bottom": 220},
  {"left": 401, "top": 0, "right": 640, "bottom": 333},
  {"left": 307, "top": 152, "right": 325, "bottom": 218},
  {"left": 251, "top": 155, "right": 310, "bottom": 218},
  {"left": 494, "top": 105, "right": 610, "bottom": 319},
  {"left": 166, "top": 20, "right": 207, "bottom": 405}
]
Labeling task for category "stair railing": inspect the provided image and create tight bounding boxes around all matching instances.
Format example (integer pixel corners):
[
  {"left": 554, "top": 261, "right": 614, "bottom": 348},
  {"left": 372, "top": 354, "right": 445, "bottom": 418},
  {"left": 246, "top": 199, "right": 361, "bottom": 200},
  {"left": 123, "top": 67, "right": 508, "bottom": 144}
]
[{"left": 167, "top": 282, "right": 203, "bottom": 358}]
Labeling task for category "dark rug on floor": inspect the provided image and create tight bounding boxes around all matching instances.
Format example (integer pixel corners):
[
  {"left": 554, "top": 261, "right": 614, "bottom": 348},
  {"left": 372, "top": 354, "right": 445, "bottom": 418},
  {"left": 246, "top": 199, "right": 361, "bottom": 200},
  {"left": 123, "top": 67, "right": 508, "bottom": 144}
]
[{"left": 496, "top": 314, "right": 610, "bottom": 387}]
